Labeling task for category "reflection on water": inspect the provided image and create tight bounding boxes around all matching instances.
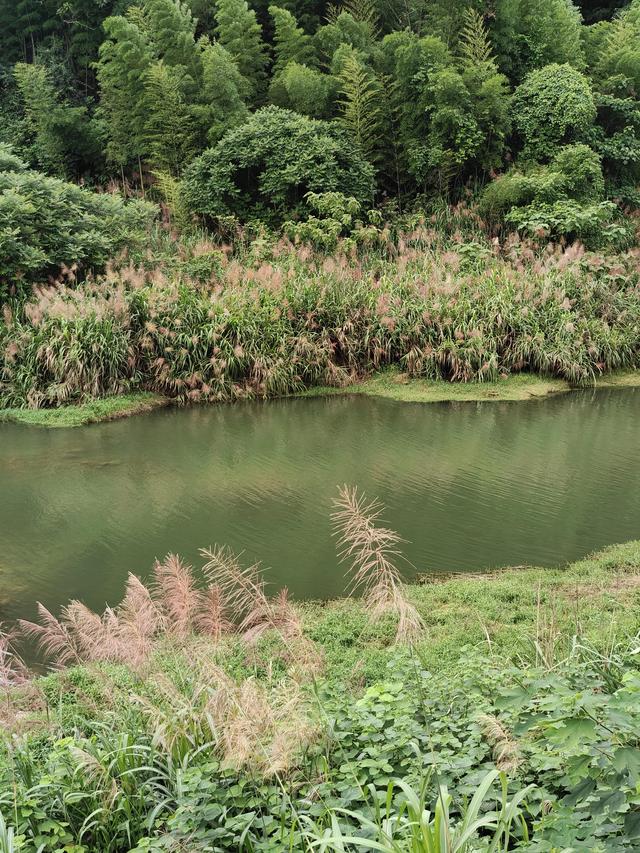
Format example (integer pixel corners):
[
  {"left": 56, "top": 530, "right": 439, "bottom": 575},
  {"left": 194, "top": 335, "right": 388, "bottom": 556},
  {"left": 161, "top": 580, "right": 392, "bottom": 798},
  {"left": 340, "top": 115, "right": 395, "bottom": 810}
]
[{"left": 1, "top": 388, "right": 639, "bottom": 627}]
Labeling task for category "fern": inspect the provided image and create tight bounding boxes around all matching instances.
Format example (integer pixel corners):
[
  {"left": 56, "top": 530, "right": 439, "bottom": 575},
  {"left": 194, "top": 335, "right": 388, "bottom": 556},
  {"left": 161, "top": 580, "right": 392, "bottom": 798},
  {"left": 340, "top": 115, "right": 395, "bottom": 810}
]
[
  {"left": 338, "top": 53, "right": 382, "bottom": 164},
  {"left": 459, "top": 8, "right": 495, "bottom": 67}
]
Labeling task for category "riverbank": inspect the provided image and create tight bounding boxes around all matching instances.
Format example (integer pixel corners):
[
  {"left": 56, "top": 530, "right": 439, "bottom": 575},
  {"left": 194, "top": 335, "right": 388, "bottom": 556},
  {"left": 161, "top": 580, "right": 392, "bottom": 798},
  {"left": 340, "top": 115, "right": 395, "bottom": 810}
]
[
  {"left": 3, "top": 236, "right": 640, "bottom": 417},
  {"left": 0, "top": 392, "right": 169, "bottom": 427},
  {"left": 300, "top": 367, "right": 640, "bottom": 404},
  {"left": 3, "top": 368, "right": 639, "bottom": 428},
  {"left": 1, "top": 541, "right": 639, "bottom": 850}
]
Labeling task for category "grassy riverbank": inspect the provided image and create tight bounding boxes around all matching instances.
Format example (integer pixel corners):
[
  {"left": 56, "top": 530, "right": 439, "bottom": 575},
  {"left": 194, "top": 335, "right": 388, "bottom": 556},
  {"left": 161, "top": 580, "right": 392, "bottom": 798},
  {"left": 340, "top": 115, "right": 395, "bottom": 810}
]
[
  {"left": 3, "top": 235, "right": 640, "bottom": 416},
  {"left": 301, "top": 367, "right": 640, "bottom": 404},
  {"left": 3, "top": 369, "right": 640, "bottom": 429},
  {"left": 1, "top": 538, "right": 639, "bottom": 850},
  {"left": 0, "top": 392, "right": 168, "bottom": 427}
]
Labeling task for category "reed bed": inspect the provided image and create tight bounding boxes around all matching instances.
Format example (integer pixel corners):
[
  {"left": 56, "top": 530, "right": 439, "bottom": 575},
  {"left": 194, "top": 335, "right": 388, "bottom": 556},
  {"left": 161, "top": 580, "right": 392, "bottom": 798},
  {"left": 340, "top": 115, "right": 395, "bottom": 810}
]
[
  {"left": 2, "top": 230, "right": 640, "bottom": 408},
  {"left": 15, "top": 487, "right": 416, "bottom": 673}
]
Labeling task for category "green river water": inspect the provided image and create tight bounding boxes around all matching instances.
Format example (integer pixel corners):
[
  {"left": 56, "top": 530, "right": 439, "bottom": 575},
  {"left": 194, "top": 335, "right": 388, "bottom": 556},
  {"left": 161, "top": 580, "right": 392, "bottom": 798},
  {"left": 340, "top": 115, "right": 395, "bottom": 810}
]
[{"left": 2, "top": 388, "right": 640, "bottom": 631}]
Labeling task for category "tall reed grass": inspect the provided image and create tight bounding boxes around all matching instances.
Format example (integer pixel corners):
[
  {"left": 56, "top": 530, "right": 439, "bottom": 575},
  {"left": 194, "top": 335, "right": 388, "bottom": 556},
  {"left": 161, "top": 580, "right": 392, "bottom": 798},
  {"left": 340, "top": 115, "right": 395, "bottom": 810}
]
[{"left": 3, "top": 230, "right": 640, "bottom": 408}]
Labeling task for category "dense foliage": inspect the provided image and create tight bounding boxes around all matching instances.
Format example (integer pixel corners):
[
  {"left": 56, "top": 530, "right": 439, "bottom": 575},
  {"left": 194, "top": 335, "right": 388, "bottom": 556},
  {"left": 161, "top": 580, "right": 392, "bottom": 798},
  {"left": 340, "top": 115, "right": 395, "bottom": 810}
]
[
  {"left": 1, "top": 0, "right": 639, "bottom": 240},
  {"left": 3, "top": 225, "right": 640, "bottom": 408},
  {"left": 0, "top": 147, "right": 154, "bottom": 301}
]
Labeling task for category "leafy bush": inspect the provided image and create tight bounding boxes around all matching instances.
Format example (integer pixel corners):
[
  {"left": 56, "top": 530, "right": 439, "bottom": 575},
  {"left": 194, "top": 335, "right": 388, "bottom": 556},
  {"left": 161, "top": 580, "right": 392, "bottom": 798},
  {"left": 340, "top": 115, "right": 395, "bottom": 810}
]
[
  {"left": 512, "top": 63, "right": 597, "bottom": 160},
  {"left": 480, "top": 144, "right": 627, "bottom": 245},
  {"left": 0, "top": 149, "right": 155, "bottom": 300},
  {"left": 181, "top": 106, "right": 375, "bottom": 224}
]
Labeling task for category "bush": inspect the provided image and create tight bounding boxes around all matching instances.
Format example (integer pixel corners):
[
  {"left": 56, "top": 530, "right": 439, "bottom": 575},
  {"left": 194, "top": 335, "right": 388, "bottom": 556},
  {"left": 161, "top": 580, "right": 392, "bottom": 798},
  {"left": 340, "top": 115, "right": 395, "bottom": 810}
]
[
  {"left": 0, "top": 149, "right": 155, "bottom": 300},
  {"left": 479, "top": 144, "right": 625, "bottom": 245},
  {"left": 181, "top": 106, "right": 375, "bottom": 224},
  {"left": 512, "top": 63, "right": 597, "bottom": 160}
]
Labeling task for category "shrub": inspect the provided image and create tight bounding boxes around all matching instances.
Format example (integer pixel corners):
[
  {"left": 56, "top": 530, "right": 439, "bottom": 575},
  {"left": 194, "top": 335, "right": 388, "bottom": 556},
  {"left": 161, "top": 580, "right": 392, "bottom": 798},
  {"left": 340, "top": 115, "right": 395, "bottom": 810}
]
[
  {"left": 268, "top": 61, "right": 336, "bottom": 119},
  {"left": 0, "top": 151, "right": 155, "bottom": 300},
  {"left": 480, "top": 144, "right": 624, "bottom": 245},
  {"left": 180, "top": 106, "right": 375, "bottom": 224},
  {"left": 512, "top": 63, "right": 597, "bottom": 160}
]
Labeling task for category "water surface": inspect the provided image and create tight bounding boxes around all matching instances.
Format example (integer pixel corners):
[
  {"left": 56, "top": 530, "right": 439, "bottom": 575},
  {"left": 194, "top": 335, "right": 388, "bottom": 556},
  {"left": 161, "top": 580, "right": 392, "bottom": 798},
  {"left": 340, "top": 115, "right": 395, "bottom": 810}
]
[{"left": 2, "top": 388, "right": 639, "bottom": 627}]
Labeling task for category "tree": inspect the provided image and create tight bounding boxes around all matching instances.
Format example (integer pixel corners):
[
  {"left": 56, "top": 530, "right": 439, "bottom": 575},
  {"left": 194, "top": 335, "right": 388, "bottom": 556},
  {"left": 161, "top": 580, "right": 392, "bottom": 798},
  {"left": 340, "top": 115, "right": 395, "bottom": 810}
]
[
  {"left": 337, "top": 50, "right": 383, "bottom": 164},
  {"left": 268, "top": 61, "right": 336, "bottom": 118},
  {"left": 457, "top": 10, "right": 511, "bottom": 174},
  {"left": 493, "top": 0, "right": 585, "bottom": 82},
  {"left": 215, "top": 0, "right": 269, "bottom": 102},
  {"left": 181, "top": 106, "right": 375, "bottom": 223},
  {"left": 512, "top": 64, "right": 597, "bottom": 161},
  {"left": 145, "top": 0, "right": 201, "bottom": 84},
  {"left": 14, "top": 62, "right": 103, "bottom": 179},
  {"left": 197, "top": 40, "right": 249, "bottom": 145},
  {"left": 97, "top": 12, "right": 154, "bottom": 168},
  {"left": 594, "top": 0, "right": 640, "bottom": 92},
  {"left": 314, "top": 11, "right": 376, "bottom": 66},
  {"left": 269, "top": 5, "right": 316, "bottom": 73},
  {"left": 143, "top": 61, "right": 196, "bottom": 174}
]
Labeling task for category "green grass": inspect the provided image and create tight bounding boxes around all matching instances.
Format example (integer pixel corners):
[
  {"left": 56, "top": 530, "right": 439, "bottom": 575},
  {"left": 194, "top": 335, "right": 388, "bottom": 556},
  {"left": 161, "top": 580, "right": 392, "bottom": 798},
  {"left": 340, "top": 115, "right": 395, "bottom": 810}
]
[
  {"left": 0, "top": 392, "right": 169, "bottom": 427},
  {"left": 3, "top": 369, "right": 639, "bottom": 430},
  {"left": 302, "top": 540, "right": 640, "bottom": 680},
  {"left": 298, "top": 368, "right": 640, "bottom": 404}
]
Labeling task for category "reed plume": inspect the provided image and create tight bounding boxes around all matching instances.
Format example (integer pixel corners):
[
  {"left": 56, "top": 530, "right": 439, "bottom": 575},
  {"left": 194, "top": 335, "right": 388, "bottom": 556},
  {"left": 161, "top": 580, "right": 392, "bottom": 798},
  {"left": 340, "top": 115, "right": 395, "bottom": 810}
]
[
  {"left": 200, "top": 546, "right": 301, "bottom": 643},
  {"left": 152, "top": 553, "right": 200, "bottom": 638},
  {"left": 195, "top": 584, "right": 232, "bottom": 640},
  {"left": 19, "top": 603, "right": 81, "bottom": 668},
  {"left": 113, "top": 574, "right": 161, "bottom": 667},
  {"left": 331, "top": 485, "right": 424, "bottom": 644},
  {"left": 478, "top": 713, "right": 522, "bottom": 772}
]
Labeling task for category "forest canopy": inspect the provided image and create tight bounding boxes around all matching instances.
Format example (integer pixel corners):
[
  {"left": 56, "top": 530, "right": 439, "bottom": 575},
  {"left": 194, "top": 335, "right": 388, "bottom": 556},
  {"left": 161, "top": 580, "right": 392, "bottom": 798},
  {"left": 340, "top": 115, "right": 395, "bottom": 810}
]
[{"left": 0, "top": 0, "right": 639, "bottom": 239}]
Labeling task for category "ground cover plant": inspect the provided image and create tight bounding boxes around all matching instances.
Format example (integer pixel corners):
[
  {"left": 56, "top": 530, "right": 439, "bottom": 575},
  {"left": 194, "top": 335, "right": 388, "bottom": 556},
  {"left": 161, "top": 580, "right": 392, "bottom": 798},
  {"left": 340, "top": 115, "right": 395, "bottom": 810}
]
[{"left": 0, "top": 493, "right": 639, "bottom": 851}]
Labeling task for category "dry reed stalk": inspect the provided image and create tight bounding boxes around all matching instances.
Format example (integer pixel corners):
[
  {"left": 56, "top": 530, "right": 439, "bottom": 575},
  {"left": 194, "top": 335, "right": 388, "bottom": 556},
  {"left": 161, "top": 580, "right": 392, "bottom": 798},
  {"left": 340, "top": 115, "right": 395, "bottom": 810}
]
[
  {"left": 478, "top": 713, "right": 522, "bottom": 772},
  {"left": 200, "top": 546, "right": 302, "bottom": 643},
  {"left": 152, "top": 554, "right": 201, "bottom": 638},
  {"left": 331, "top": 485, "right": 424, "bottom": 644}
]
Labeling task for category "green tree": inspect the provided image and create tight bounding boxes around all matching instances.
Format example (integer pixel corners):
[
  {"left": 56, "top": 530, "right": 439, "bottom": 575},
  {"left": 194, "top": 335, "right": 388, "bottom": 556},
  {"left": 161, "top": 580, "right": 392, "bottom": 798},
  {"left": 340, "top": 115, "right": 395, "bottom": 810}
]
[
  {"left": 197, "top": 40, "right": 249, "bottom": 145},
  {"left": 97, "top": 12, "right": 154, "bottom": 168},
  {"left": 14, "top": 62, "right": 103, "bottom": 179},
  {"left": 493, "top": 0, "right": 585, "bottom": 81},
  {"left": 594, "top": 0, "right": 640, "bottom": 91},
  {"left": 144, "top": 61, "right": 196, "bottom": 174},
  {"left": 314, "top": 11, "right": 376, "bottom": 66},
  {"left": 269, "top": 5, "right": 317, "bottom": 72},
  {"left": 457, "top": 10, "right": 511, "bottom": 174},
  {"left": 181, "top": 106, "right": 375, "bottom": 223},
  {"left": 512, "top": 63, "right": 597, "bottom": 161},
  {"left": 215, "top": 0, "right": 269, "bottom": 102},
  {"left": 337, "top": 50, "right": 383, "bottom": 164},
  {"left": 145, "top": 0, "right": 201, "bottom": 83},
  {"left": 268, "top": 61, "right": 336, "bottom": 118}
]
